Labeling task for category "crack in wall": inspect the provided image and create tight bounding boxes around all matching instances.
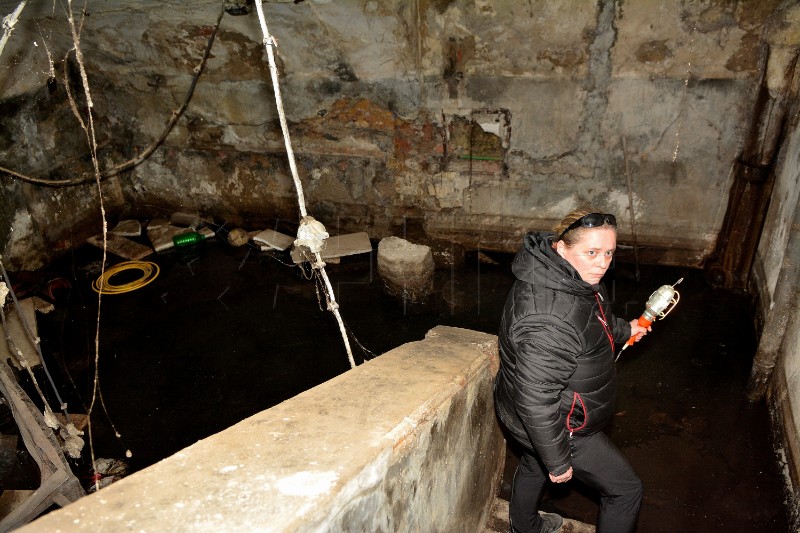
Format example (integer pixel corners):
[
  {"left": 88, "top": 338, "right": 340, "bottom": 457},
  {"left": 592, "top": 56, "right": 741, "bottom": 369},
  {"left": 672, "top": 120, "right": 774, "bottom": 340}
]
[{"left": 577, "top": 0, "right": 618, "bottom": 158}]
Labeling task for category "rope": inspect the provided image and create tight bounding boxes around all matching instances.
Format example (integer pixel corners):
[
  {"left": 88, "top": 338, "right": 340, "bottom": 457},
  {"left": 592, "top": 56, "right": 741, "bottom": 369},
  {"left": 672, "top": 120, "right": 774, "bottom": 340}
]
[
  {"left": 253, "top": 4, "right": 307, "bottom": 218},
  {"left": 92, "top": 261, "right": 160, "bottom": 295},
  {"left": 254, "top": 1, "right": 355, "bottom": 368},
  {"left": 64, "top": 0, "right": 112, "bottom": 489},
  {"left": 0, "top": 0, "right": 28, "bottom": 61},
  {"left": 295, "top": 217, "right": 329, "bottom": 253}
]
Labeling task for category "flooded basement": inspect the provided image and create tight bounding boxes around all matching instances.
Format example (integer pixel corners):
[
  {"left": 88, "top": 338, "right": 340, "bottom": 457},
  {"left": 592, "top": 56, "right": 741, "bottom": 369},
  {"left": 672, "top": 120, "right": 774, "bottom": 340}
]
[{"left": 6, "top": 230, "right": 789, "bottom": 530}]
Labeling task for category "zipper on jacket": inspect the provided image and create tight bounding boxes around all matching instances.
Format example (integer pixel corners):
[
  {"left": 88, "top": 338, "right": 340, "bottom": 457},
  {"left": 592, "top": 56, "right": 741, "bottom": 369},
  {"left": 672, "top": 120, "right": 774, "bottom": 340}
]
[
  {"left": 594, "top": 292, "right": 615, "bottom": 352},
  {"left": 566, "top": 391, "right": 587, "bottom": 438}
]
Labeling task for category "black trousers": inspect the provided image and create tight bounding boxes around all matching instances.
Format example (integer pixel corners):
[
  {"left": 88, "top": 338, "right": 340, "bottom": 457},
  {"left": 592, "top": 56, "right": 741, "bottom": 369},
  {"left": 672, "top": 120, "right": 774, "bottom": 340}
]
[{"left": 509, "top": 431, "right": 643, "bottom": 533}]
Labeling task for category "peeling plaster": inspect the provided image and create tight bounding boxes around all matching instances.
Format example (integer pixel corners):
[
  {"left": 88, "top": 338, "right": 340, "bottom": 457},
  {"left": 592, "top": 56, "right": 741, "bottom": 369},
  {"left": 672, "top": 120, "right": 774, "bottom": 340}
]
[
  {"left": 429, "top": 171, "right": 469, "bottom": 208},
  {"left": 227, "top": 168, "right": 246, "bottom": 197},
  {"left": 0, "top": 0, "right": 788, "bottom": 269},
  {"left": 6, "top": 209, "right": 44, "bottom": 270}
]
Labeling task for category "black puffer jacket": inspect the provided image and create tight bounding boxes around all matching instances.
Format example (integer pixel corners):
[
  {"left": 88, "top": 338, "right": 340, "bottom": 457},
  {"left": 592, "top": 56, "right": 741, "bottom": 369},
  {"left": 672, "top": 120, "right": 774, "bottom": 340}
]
[{"left": 494, "top": 232, "right": 631, "bottom": 476}]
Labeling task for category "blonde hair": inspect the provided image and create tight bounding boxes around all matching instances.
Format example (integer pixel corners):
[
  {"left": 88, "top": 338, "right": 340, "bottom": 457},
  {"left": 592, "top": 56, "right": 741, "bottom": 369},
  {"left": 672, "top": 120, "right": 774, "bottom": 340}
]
[{"left": 553, "top": 205, "right": 615, "bottom": 247}]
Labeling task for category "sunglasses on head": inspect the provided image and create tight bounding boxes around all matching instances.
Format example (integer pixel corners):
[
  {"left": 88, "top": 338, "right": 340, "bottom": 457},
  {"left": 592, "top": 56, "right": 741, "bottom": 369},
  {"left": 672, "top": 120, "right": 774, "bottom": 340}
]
[{"left": 557, "top": 213, "right": 617, "bottom": 242}]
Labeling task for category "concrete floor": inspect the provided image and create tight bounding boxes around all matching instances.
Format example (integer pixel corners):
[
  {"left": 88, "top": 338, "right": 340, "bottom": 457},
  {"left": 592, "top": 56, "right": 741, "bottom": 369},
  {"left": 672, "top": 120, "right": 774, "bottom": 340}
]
[
  {"left": 14, "top": 232, "right": 790, "bottom": 530},
  {"left": 482, "top": 498, "right": 595, "bottom": 533}
]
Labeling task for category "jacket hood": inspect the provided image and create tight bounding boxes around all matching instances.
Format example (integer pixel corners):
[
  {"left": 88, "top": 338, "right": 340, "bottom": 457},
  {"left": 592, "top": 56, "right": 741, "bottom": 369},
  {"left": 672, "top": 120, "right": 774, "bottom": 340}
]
[{"left": 511, "top": 232, "right": 596, "bottom": 296}]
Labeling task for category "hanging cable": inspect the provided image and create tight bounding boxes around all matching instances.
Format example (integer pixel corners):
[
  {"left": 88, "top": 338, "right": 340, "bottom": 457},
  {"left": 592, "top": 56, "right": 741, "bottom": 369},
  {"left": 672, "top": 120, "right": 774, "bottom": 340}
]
[
  {"left": 254, "top": 1, "right": 355, "bottom": 368},
  {"left": 64, "top": 0, "right": 113, "bottom": 490},
  {"left": 621, "top": 136, "right": 641, "bottom": 282},
  {"left": 672, "top": 20, "right": 696, "bottom": 163},
  {"left": 0, "top": 3, "right": 225, "bottom": 187}
]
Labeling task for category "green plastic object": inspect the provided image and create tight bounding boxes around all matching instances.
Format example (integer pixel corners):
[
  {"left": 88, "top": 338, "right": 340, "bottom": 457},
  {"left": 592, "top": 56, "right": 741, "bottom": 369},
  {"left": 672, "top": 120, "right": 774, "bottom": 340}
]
[{"left": 172, "top": 231, "right": 206, "bottom": 247}]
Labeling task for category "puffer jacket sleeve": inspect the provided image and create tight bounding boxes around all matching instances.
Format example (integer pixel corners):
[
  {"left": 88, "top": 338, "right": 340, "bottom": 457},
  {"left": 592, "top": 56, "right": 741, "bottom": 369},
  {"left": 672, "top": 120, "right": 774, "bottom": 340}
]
[
  {"left": 511, "top": 314, "right": 582, "bottom": 475},
  {"left": 612, "top": 316, "right": 632, "bottom": 344}
]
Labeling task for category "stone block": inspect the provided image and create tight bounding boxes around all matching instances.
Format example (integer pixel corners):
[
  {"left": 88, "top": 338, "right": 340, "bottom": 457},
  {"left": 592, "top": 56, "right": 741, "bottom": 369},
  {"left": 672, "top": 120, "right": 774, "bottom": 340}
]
[{"left": 377, "top": 237, "right": 434, "bottom": 302}]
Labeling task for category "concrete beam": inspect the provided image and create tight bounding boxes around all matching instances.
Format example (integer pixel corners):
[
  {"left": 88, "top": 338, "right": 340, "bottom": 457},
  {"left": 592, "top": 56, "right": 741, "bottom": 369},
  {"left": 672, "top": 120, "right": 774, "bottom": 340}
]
[{"left": 17, "top": 326, "right": 504, "bottom": 532}]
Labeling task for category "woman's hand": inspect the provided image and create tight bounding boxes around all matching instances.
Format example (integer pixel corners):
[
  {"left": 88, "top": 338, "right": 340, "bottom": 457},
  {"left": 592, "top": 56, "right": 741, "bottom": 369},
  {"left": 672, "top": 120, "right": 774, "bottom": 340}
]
[
  {"left": 549, "top": 467, "right": 573, "bottom": 483},
  {"left": 629, "top": 320, "right": 651, "bottom": 342}
]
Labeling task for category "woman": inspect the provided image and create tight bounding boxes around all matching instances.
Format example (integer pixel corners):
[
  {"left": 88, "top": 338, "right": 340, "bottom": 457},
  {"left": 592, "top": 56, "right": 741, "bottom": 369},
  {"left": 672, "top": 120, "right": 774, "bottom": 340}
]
[{"left": 494, "top": 207, "right": 649, "bottom": 533}]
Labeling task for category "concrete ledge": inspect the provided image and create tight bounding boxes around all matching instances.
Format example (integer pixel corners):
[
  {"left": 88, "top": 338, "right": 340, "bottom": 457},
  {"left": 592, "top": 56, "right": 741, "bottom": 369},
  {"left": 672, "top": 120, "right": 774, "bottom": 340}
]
[
  {"left": 19, "top": 326, "right": 504, "bottom": 532},
  {"left": 768, "top": 367, "right": 800, "bottom": 529}
]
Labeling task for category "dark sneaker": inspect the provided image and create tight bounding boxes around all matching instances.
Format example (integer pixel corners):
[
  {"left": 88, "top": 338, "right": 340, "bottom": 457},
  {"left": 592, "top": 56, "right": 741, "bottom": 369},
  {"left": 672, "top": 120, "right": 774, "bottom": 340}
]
[
  {"left": 538, "top": 512, "right": 563, "bottom": 533},
  {"left": 508, "top": 512, "right": 563, "bottom": 533}
]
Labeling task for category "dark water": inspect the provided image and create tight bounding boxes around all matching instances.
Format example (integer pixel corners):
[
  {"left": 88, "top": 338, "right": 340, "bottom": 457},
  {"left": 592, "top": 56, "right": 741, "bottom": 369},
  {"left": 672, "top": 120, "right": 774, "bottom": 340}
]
[
  {"left": 18, "top": 236, "right": 788, "bottom": 530},
  {"left": 31, "top": 238, "right": 510, "bottom": 471}
]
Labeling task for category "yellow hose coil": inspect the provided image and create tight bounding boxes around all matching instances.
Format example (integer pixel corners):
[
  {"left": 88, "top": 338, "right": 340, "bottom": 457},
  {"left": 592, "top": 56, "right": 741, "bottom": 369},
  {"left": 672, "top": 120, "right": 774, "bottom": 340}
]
[{"left": 92, "top": 261, "right": 160, "bottom": 295}]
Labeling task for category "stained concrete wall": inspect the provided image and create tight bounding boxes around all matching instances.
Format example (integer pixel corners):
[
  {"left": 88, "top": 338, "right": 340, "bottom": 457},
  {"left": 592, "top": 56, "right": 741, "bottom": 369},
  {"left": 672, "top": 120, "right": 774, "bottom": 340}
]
[
  {"left": 754, "top": 110, "right": 800, "bottom": 527},
  {"left": 14, "top": 326, "right": 505, "bottom": 532},
  {"left": 748, "top": 12, "right": 800, "bottom": 522},
  {"left": 753, "top": 104, "right": 800, "bottom": 310},
  {"left": 0, "top": 0, "right": 789, "bottom": 270}
]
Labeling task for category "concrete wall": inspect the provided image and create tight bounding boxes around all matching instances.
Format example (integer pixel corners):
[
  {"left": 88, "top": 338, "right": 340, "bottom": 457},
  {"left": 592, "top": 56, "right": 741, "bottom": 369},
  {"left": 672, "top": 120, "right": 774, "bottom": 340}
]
[
  {"left": 0, "top": 0, "right": 788, "bottom": 269},
  {"left": 753, "top": 110, "right": 800, "bottom": 311},
  {"left": 15, "top": 326, "right": 505, "bottom": 532},
  {"left": 749, "top": 18, "right": 800, "bottom": 523},
  {"left": 754, "top": 110, "right": 800, "bottom": 527}
]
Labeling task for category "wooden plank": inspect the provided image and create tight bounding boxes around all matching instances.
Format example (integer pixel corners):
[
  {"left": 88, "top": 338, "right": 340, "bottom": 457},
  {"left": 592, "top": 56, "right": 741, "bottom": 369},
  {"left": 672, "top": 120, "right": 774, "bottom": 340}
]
[
  {"left": 86, "top": 234, "right": 153, "bottom": 261},
  {"left": 147, "top": 224, "right": 188, "bottom": 253},
  {"left": 320, "top": 232, "right": 372, "bottom": 259},
  {"left": 147, "top": 225, "right": 215, "bottom": 252},
  {"left": 252, "top": 229, "right": 294, "bottom": 251},
  {"left": 290, "top": 232, "right": 372, "bottom": 264},
  {"left": 109, "top": 219, "right": 142, "bottom": 237},
  {"left": 170, "top": 212, "right": 208, "bottom": 229},
  {"left": 0, "top": 361, "right": 84, "bottom": 530},
  {"left": 55, "top": 413, "right": 88, "bottom": 432},
  {"left": 0, "top": 491, "right": 35, "bottom": 519},
  {"left": 0, "top": 298, "right": 42, "bottom": 369}
]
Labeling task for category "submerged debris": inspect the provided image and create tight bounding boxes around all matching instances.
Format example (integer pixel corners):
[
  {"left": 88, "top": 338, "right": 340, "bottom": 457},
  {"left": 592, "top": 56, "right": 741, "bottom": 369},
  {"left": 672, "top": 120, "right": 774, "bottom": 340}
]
[{"left": 88, "top": 458, "right": 129, "bottom": 492}]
